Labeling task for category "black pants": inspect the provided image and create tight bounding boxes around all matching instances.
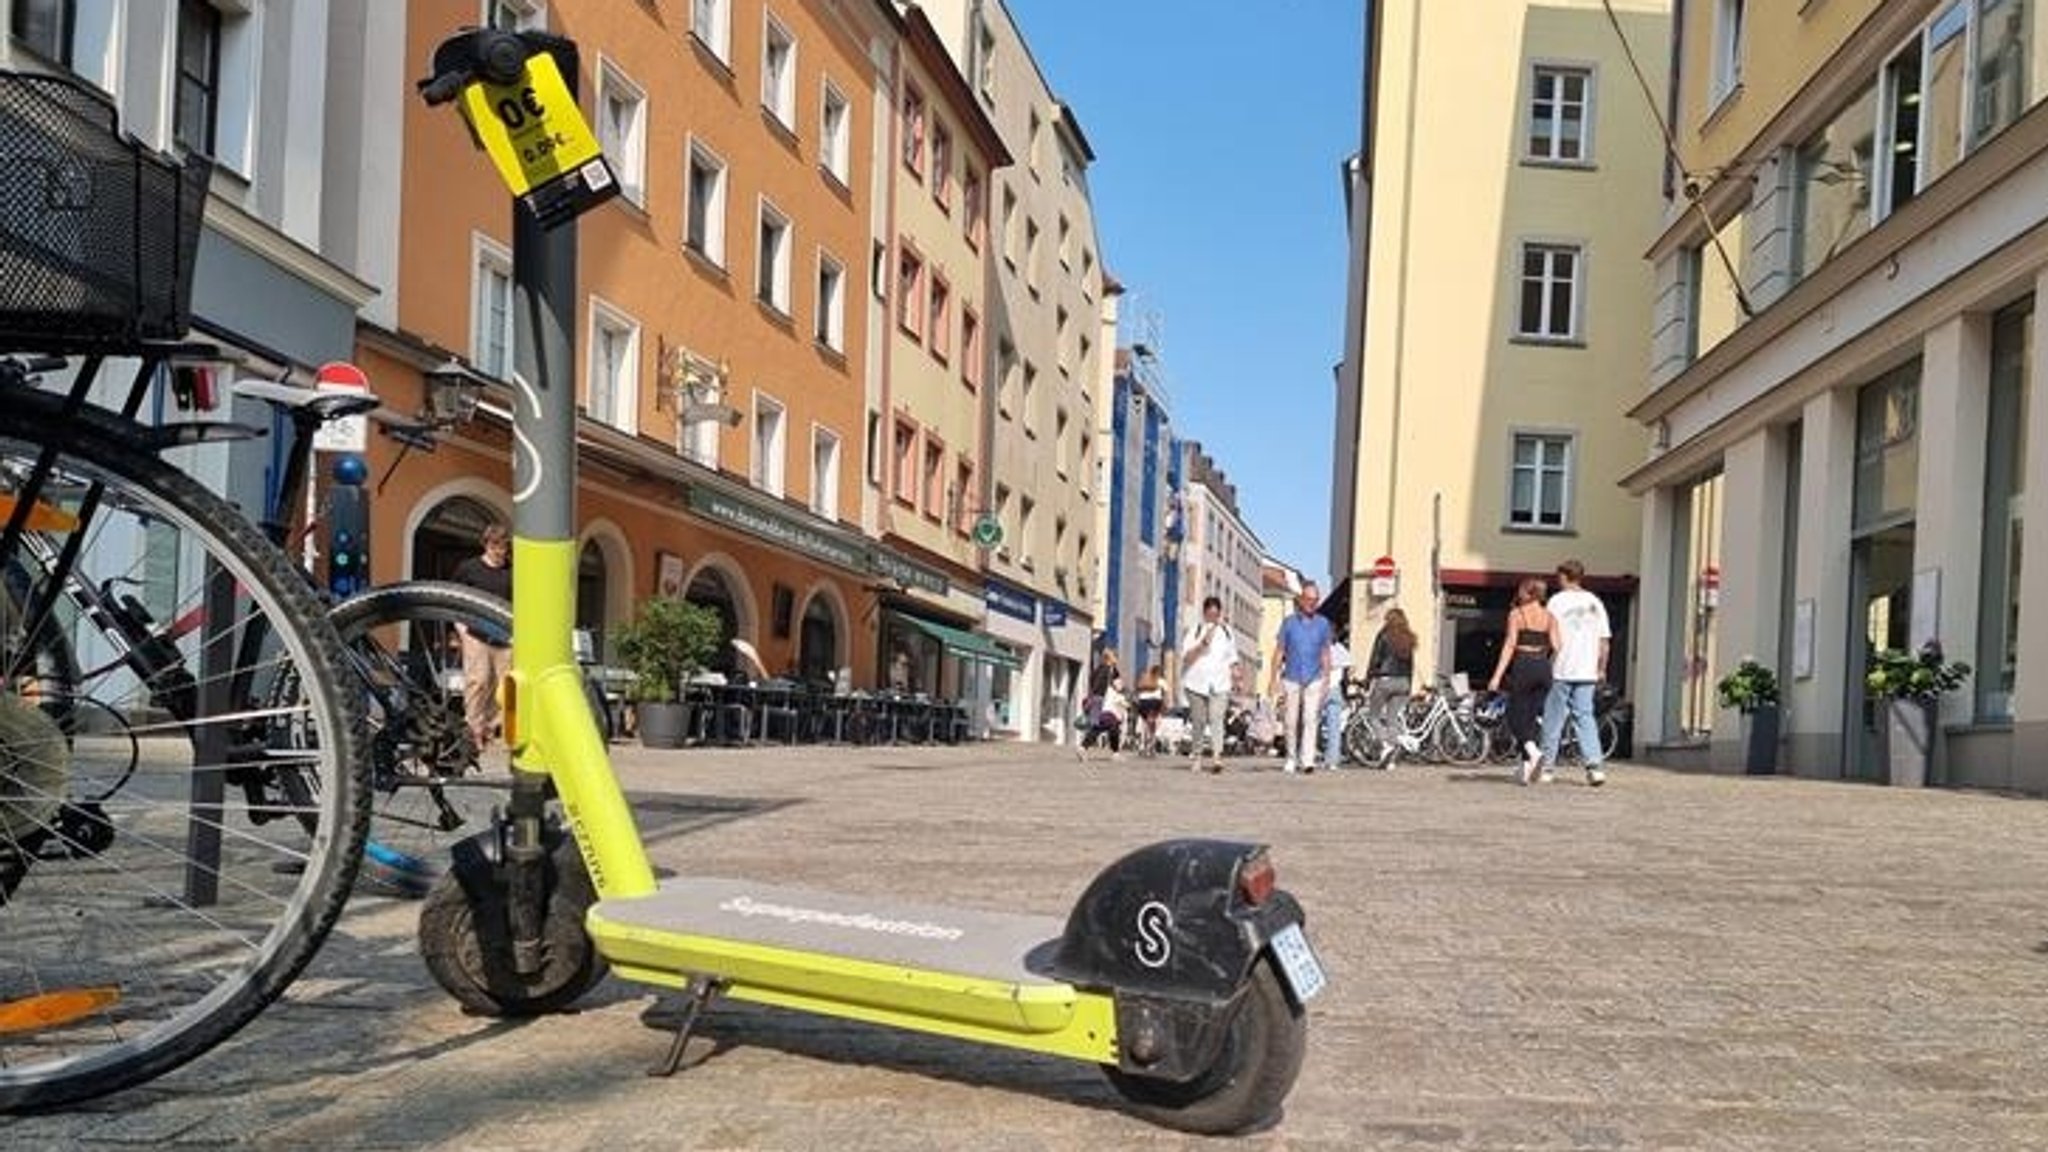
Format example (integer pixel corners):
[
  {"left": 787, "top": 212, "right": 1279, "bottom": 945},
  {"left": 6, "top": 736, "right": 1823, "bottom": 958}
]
[
  {"left": 1082, "top": 716, "right": 1122, "bottom": 752},
  {"left": 1505, "top": 653, "right": 1552, "bottom": 749}
]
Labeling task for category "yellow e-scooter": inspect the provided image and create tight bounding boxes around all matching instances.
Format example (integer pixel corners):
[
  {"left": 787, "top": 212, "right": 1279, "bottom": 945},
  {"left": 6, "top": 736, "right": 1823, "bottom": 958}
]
[{"left": 414, "top": 29, "right": 1325, "bottom": 1135}]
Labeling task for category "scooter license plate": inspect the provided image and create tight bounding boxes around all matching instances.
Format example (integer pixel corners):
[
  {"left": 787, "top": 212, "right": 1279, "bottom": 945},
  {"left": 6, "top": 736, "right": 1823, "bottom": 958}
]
[{"left": 1269, "top": 923, "right": 1326, "bottom": 1002}]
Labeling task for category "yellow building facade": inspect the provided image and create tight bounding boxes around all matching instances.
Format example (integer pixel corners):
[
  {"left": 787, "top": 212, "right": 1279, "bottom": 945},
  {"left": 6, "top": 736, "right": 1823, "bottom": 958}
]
[
  {"left": 1334, "top": 0, "right": 1671, "bottom": 698},
  {"left": 1634, "top": 0, "right": 2048, "bottom": 787}
]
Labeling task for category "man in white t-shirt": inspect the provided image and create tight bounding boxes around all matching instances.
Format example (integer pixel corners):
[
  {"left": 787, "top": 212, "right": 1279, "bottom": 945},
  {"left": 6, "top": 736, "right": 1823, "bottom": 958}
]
[
  {"left": 1179, "top": 596, "right": 1239, "bottom": 772},
  {"left": 1536, "top": 558, "right": 1613, "bottom": 786}
]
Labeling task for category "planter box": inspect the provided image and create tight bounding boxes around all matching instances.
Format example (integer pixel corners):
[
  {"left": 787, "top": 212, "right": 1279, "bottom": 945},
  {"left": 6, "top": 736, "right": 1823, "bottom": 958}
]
[
  {"left": 1885, "top": 699, "right": 1934, "bottom": 788},
  {"left": 1743, "top": 705, "right": 1781, "bottom": 775},
  {"left": 637, "top": 701, "right": 691, "bottom": 749}
]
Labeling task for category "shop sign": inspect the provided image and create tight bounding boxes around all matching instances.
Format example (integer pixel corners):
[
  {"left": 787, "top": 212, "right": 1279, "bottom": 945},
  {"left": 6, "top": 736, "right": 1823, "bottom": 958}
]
[
  {"left": 1042, "top": 600, "right": 1068, "bottom": 627},
  {"left": 985, "top": 580, "right": 1037, "bottom": 623},
  {"left": 869, "top": 547, "right": 949, "bottom": 597},
  {"left": 688, "top": 487, "right": 864, "bottom": 571}
]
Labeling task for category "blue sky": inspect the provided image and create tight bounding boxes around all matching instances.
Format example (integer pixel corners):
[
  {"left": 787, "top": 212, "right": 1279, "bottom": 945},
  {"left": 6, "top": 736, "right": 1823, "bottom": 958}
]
[{"left": 1006, "top": 0, "right": 1366, "bottom": 586}]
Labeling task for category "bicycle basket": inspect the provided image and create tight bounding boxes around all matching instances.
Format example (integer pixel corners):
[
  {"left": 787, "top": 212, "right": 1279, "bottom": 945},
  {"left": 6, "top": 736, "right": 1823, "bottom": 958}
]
[{"left": 0, "top": 70, "right": 212, "bottom": 348}]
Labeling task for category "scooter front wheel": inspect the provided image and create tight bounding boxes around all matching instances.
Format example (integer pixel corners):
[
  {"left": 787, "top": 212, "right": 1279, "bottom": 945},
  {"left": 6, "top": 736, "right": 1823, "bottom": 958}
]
[
  {"left": 418, "top": 832, "right": 606, "bottom": 1016},
  {"left": 1101, "top": 960, "right": 1306, "bottom": 1135}
]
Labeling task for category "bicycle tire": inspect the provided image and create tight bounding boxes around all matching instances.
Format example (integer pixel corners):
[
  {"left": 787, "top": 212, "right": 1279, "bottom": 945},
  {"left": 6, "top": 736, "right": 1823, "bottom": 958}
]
[
  {"left": 321, "top": 581, "right": 516, "bottom": 900},
  {"left": 0, "top": 393, "right": 369, "bottom": 1111}
]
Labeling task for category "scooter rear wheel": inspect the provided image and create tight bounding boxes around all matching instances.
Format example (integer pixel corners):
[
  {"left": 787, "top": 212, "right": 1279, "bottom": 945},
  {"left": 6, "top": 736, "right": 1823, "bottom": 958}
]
[{"left": 1101, "top": 960, "right": 1306, "bottom": 1135}]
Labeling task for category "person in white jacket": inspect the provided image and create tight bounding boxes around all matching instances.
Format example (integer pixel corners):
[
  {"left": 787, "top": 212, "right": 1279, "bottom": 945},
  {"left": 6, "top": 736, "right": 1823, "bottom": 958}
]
[{"left": 1179, "top": 596, "right": 1240, "bottom": 772}]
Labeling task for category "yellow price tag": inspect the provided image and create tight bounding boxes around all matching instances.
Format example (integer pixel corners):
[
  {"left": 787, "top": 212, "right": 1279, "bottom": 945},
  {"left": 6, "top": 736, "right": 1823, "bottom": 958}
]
[{"left": 460, "top": 51, "right": 605, "bottom": 197}]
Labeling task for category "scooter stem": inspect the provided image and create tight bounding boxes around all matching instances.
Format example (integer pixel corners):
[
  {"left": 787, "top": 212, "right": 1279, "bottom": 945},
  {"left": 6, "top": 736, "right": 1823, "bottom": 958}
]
[{"left": 506, "top": 76, "right": 655, "bottom": 899}]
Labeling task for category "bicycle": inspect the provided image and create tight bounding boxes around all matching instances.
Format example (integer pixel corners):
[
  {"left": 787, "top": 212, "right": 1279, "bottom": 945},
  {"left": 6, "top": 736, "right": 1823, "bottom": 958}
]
[{"left": 0, "top": 70, "right": 369, "bottom": 1111}]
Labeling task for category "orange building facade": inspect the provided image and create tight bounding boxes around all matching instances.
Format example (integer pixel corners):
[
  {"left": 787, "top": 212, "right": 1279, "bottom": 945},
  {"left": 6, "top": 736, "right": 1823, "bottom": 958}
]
[{"left": 356, "top": 0, "right": 939, "bottom": 688}]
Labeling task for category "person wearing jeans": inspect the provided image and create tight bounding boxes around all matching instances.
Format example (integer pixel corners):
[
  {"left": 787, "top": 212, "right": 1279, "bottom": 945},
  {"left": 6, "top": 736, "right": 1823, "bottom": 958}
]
[
  {"left": 1267, "top": 581, "right": 1333, "bottom": 774},
  {"left": 1321, "top": 637, "right": 1354, "bottom": 768},
  {"left": 1538, "top": 559, "right": 1612, "bottom": 786}
]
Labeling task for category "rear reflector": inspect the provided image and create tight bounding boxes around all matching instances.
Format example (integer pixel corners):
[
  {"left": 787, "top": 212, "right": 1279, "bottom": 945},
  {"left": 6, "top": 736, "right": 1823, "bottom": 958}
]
[{"left": 1237, "top": 852, "right": 1276, "bottom": 906}]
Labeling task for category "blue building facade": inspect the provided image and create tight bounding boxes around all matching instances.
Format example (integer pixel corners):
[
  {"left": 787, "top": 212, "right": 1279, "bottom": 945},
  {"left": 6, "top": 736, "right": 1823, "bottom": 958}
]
[{"left": 1102, "top": 356, "right": 1177, "bottom": 678}]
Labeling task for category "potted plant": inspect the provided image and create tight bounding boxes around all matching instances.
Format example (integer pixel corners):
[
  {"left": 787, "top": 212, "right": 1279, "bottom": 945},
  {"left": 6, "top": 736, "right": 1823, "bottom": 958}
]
[
  {"left": 1715, "top": 657, "right": 1782, "bottom": 775},
  {"left": 1864, "top": 640, "right": 1971, "bottom": 788},
  {"left": 613, "top": 596, "right": 723, "bottom": 749}
]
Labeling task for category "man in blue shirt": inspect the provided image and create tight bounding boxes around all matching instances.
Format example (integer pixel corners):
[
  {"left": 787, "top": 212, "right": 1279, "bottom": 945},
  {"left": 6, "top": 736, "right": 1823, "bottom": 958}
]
[{"left": 1266, "top": 581, "right": 1334, "bottom": 774}]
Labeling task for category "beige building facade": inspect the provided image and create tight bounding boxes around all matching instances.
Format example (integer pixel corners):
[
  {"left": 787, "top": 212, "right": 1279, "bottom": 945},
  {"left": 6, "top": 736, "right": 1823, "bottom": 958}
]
[
  {"left": 916, "top": 0, "right": 1106, "bottom": 741},
  {"left": 1632, "top": 0, "right": 2048, "bottom": 789},
  {"left": 1334, "top": 0, "right": 1671, "bottom": 696}
]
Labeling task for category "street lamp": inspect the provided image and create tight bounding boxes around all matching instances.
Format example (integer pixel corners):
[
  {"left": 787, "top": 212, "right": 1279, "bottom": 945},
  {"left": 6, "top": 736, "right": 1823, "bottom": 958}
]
[{"left": 422, "top": 358, "right": 489, "bottom": 424}]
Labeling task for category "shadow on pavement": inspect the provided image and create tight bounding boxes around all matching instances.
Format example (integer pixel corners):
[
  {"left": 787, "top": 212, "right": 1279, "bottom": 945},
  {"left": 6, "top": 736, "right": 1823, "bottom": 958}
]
[{"left": 635, "top": 996, "right": 1129, "bottom": 1118}]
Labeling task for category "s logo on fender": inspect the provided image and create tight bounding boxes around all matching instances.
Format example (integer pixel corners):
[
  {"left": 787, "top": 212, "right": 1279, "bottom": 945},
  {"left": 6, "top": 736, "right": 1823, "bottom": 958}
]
[{"left": 1134, "top": 900, "right": 1173, "bottom": 969}]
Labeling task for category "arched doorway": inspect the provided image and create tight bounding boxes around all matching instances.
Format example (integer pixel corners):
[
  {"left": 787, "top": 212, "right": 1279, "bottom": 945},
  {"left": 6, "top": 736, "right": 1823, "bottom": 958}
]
[
  {"left": 797, "top": 589, "right": 843, "bottom": 687},
  {"left": 687, "top": 566, "right": 744, "bottom": 677},
  {"left": 576, "top": 539, "right": 607, "bottom": 661},
  {"left": 412, "top": 496, "right": 502, "bottom": 582}
]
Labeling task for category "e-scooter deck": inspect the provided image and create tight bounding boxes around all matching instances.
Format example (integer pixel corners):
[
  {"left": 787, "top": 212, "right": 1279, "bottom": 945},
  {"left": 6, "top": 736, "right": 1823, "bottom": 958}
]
[{"left": 589, "top": 879, "right": 1119, "bottom": 1061}]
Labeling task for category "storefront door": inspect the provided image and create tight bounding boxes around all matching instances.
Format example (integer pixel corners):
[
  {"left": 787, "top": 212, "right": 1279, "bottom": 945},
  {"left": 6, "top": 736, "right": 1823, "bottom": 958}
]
[{"left": 1847, "top": 525, "right": 1916, "bottom": 781}]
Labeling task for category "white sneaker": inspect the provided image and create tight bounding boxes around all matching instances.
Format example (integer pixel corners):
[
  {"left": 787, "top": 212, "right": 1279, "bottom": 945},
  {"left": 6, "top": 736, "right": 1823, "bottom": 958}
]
[
  {"left": 1585, "top": 765, "right": 1606, "bottom": 787},
  {"left": 1539, "top": 768, "right": 1556, "bottom": 784},
  {"left": 1284, "top": 758, "right": 1299, "bottom": 774}
]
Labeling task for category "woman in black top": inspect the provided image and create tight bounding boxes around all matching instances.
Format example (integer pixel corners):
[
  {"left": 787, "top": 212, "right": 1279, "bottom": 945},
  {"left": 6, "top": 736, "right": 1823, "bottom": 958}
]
[
  {"left": 1365, "top": 609, "right": 1417, "bottom": 738},
  {"left": 1487, "top": 577, "right": 1554, "bottom": 780}
]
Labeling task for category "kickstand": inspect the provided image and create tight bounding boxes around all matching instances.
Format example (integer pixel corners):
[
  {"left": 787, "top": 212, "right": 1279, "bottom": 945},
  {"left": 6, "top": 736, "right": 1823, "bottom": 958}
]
[{"left": 648, "top": 977, "right": 724, "bottom": 1077}]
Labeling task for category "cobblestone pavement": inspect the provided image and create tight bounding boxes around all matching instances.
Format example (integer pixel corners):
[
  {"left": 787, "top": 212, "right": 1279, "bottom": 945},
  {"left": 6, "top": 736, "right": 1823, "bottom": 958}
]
[{"left": 12, "top": 744, "right": 2048, "bottom": 1150}]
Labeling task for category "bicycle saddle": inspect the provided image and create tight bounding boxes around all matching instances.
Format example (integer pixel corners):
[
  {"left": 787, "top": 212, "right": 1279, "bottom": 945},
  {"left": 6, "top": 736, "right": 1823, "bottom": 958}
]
[{"left": 234, "top": 379, "right": 382, "bottom": 421}]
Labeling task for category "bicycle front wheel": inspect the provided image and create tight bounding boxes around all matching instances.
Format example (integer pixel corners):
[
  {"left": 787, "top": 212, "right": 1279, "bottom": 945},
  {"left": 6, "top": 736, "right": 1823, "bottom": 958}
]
[{"left": 0, "top": 395, "right": 368, "bottom": 1111}]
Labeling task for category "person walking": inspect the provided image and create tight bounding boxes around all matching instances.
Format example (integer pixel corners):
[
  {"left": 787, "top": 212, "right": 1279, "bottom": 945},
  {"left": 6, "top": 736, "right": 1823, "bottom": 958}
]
[
  {"left": 1321, "top": 634, "right": 1355, "bottom": 769},
  {"left": 1536, "top": 559, "right": 1613, "bottom": 786},
  {"left": 1487, "top": 577, "right": 1555, "bottom": 783},
  {"left": 1365, "top": 608, "right": 1420, "bottom": 761},
  {"left": 1179, "top": 596, "right": 1238, "bottom": 773},
  {"left": 1077, "top": 674, "right": 1129, "bottom": 762},
  {"left": 1266, "top": 581, "right": 1333, "bottom": 774},
  {"left": 451, "top": 522, "right": 513, "bottom": 752}
]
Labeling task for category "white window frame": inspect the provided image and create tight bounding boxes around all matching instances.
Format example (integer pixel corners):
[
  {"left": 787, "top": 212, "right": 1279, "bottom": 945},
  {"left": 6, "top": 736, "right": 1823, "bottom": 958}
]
[
  {"left": 816, "top": 249, "right": 846, "bottom": 352},
  {"left": 761, "top": 11, "right": 797, "bottom": 129},
  {"left": 691, "top": 0, "right": 731, "bottom": 65},
  {"left": 757, "top": 197, "right": 792, "bottom": 314},
  {"left": 586, "top": 297, "right": 641, "bottom": 435},
  {"left": 1876, "top": 3, "right": 1973, "bottom": 221},
  {"left": 1713, "top": 0, "right": 1745, "bottom": 103},
  {"left": 596, "top": 57, "right": 648, "bottom": 206},
  {"left": 1527, "top": 63, "right": 1594, "bottom": 164},
  {"left": 470, "top": 232, "right": 514, "bottom": 380},
  {"left": 684, "top": 137, "right": 728, "bottom": 266},
  {"left": 1515, "top": 241, "right": 1585, "bottom": 343},
  {"left": 483, "top": 0, "right": 546, "bottom": 32},
  {"left": 1507, "top": 431, "right": 1575, "bottom": 531},
  {"left": 174, "top": 0, "right": 258, "bottom": 177},
  {"left": 752, "top": 392, "right": 787, "bottom": 497},
  {"left": 811, "top": 425, "right": 841, "bottom": 521},
  {"left": 820, "top": 78, "right": 851, "bottom": 185}
]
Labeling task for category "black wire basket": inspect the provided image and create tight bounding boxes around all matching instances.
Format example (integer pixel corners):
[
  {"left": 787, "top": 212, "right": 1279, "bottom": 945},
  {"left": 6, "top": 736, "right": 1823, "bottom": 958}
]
[{"left": 0, "top": 70, "right": 212, "bottom": 349}]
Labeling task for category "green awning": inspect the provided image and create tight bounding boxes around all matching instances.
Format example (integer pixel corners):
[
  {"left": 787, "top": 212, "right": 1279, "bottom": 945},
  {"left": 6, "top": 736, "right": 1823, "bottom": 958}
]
[{"left": 890, "top": 613, "right": 1022, "bottom": 669}]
